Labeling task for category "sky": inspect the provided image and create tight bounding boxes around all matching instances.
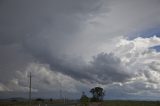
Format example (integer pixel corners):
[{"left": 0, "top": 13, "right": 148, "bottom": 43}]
[{"left": 0, "top": 0, "right": 160, "bottom": 100}]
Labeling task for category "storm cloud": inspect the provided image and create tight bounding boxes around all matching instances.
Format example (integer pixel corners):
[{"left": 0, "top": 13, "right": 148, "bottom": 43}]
[
  {"left": 1, "top": 0, "right": 160, "bottom": 99},
  {"left": 0, "top": 0, "right": 106, "bottom": 87}
]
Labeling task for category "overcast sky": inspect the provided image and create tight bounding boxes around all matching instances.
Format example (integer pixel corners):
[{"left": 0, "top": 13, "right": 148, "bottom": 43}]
[{"left": 1, "top": 0, "right": 160, "bottom": 100}]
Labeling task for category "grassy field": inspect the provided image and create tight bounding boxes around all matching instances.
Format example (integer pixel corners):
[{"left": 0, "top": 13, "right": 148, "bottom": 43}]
[
  {"left": 102, "top": 100, "right": 160, "bottom": 106},
  {"left": 0, "top": 100, "right": 77, "bottom": 106},
  {"left": 1, "top": 100, "right": 160, "bottom": 106}
]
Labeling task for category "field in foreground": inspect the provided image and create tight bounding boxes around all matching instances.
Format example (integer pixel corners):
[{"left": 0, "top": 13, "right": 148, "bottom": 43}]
[
  {"left": 103, "top": 100, "right": 160, "bottom": 106},
  {"left": 1, "top": 100, "right": 160, "bottom": 106}
]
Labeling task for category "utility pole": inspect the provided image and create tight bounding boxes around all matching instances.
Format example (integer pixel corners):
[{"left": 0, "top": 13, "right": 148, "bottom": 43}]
[{"left": 29, "top": 72, "right": 32, "bottom": 106}]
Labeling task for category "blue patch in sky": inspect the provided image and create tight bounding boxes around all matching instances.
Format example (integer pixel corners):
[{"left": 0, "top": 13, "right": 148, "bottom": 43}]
[
  {"left": 150, "top": 45, "right": 160, "bottom": 52},
  {"left": 128, "top": 26, "right": 160, "bottom": 40}
]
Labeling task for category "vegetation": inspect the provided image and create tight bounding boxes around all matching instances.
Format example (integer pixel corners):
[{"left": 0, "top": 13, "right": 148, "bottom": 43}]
[
  {"left": 1, "top": 100, "right": 160, "bottom": 106},
  {"left": 80, "top": 92, "right": 89, "bottom": 106},
  {"left": 0, "top": 99, "right": 76, "bottom": 106},
  {"left": 90, "top": 87, "right": 105, "bottom": 102},
  {"left": 102, "top": 100, "right": 160, "bottom": 106}
]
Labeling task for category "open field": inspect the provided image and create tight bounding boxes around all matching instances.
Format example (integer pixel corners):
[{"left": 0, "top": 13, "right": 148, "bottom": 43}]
[
  {"left": 0, "top": 101, "right": 76, "bottom": 106},
  {"left": 1, "top": 100, "right": 160, "bottom": 106},
  {"left": 102, "top": 100, "right": 160, "bottom": 106}
]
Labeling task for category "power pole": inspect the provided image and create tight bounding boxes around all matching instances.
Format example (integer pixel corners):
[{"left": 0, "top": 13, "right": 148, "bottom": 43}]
[{"left": 29, "top": 72, "right": 32, "bottom": 106}]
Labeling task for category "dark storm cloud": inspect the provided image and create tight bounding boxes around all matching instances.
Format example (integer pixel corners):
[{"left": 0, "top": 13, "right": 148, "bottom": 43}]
[
  {"left": 90, "top": 53, "right": 130, "bottom": 83},
  {"left": 38, "top": 52, "right": 131, "bottom": 84},
  {"left": 0, "top": 0, "right": 103, "bottom": 45},
  {"left": 0, "top": 44, "right": 34, "bottom": 84},
  {"left": 0, "top": 0, "right": 107, "bottom": 60},
  {"left": 0, "top": 0, "right": 115, "bottom": 86}
]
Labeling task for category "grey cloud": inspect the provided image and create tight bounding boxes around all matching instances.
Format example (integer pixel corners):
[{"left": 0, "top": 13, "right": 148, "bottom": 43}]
[
  {"left": 42, "top": 53, "right": 131, "bottom": 84},
  {"left": 3, "top": 51, "right": 131, "bottom": 93},
  {"left": 106, "top": 82, "right": 160, "bottom": 100},
  {"left": 0, "top": 0, "right": 104, "bottom": 45},
  {"left": 149, "top": 61, "right": 160, "bottom": 72},
  {"left": 0, "top": 0, "right": 110, "bottom": 91},
  {"left": 1, "top": 0, "right": 160, "bottom": 100},
  {"left": 90, "top": 53, "right": 131, "bottom": 83},
  {"left": 0, "top": 44, "right": 34, "bottom": 84}
]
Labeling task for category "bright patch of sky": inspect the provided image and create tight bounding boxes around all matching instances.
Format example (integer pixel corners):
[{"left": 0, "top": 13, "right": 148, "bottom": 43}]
[
  {"left": 150, "top": 45, "right": 160, "bottom": 52},
  {"left": 128, "top": 26, "right": 160, "bottom": 40}
]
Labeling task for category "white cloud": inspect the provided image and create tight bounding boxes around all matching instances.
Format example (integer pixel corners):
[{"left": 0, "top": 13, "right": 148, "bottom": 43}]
[
  {"left": 0, "top": 83, "right": 9, "bottom": 91},
  {"left": 108, "top": 36, "right": 160, "bottom": 95},
  {"left": 14, "top": 63, "right": 89, "bottom": 93},
  {"left": 68, "top": 0, "right": 160, "bottom": 59},
  {"left": 114, "top": 36, "right": 160, "bottom": 64}
]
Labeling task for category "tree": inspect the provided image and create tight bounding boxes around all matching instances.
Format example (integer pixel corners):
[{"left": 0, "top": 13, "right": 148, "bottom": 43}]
[
  {"left": 80, "top": 92, "right": 89, "bottom": 106},
  {"left": 90, "top": 87, "right": 105, "bottom": 102}
]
